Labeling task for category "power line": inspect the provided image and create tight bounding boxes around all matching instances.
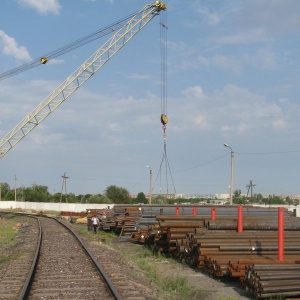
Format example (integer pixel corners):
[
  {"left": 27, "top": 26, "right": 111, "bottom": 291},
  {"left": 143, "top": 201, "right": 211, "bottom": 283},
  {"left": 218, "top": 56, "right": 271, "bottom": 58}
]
[{"left": 238, "top": 150, "right": 300, "bottom": 155}]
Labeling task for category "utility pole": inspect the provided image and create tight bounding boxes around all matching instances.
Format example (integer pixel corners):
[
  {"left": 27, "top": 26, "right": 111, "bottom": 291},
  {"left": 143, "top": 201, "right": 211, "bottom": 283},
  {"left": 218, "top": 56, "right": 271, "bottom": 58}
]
[
  {"left": 60, "top": 172, "right": 69, "bottom": 203},
  {"left": 146, "top": 165, "right": 152, "bottom": 204},
  {"left": 14, "top": 175, "right": 17, "bottom": 201},
  {"left": 246, "top": 180, "right": 256, "bottom": 200},
  {"left": 0, "top": 182, "right": 1, "bottom": 201},
  {"left": 224, "top": 144, "right": 234, "bottom": 205}
]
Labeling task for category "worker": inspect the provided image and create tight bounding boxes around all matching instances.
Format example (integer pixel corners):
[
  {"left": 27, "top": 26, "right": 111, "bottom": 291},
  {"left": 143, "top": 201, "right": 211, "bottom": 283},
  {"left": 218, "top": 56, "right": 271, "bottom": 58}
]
[{"left": 91, "top": 214, "right": 99, "bottom": 234}]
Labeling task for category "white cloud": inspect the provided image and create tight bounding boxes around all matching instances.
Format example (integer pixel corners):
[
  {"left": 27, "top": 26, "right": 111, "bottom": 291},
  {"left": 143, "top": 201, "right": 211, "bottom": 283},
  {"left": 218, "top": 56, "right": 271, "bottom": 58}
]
[
  {"left": 211, "top": 55, "right": 242, "bottom": 74},
  {"left": 217, "top": 28, "right": 272, "bottom": 45},
  {"left": 182, "top": 86, "right": 206, "bottom": 100},
  {"left": 245, "top": 49, "right": 279, "bottom": 70},
  {"left": 128, "top": 73, "right": 151, "bottom": 80},
  {"left": 217, "top": 0, "right": 300, "bottom": 46},
  {"left": 18, "top": 0, "right": 61, "bottom": 15},
  {"left": 272, "top": 118, "right": 287, "bottom": 130},
  {"left": 0, "top": 30, "right": 31, "bottom": 61},
  {"left": 48, "top": 58, "right": 65, "bottom": 65},
  {"left": 196, "top": 5, "right": 220, "bottom": 26}
]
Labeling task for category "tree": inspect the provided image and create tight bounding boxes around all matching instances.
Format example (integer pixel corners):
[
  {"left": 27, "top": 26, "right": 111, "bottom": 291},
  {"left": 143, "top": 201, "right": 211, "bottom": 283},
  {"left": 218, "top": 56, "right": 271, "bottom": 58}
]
[
  {"left": 285, "top": 196, "right": 293, "bottom": 205},
  {"left": 104, "top": 185, "right": 131, "bottom": 204},
  {"left": 21, "top": 185, "right": 50, "bottom": 202},
  {"left": 88, "top": 194, "right": 111, "bottom": 204},
  {"left": 135, "top": 192, "right": 147, "bottom": 204},
  {"left": 0, "top": 182, "right": 10, "bottom": 199}
]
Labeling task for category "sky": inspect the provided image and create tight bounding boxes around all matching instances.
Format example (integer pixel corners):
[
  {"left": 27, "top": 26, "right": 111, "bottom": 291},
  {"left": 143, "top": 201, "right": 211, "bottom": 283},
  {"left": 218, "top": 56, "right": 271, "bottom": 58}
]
[{"left": 1, "top": 0, "right": 300, "bottom": 198}]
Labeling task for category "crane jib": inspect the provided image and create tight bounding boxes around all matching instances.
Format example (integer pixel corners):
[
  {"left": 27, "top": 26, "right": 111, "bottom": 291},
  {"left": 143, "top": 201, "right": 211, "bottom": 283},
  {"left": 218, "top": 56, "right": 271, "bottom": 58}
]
[{"left": 0, "top": 2, "right": 167, "bottom": 159}]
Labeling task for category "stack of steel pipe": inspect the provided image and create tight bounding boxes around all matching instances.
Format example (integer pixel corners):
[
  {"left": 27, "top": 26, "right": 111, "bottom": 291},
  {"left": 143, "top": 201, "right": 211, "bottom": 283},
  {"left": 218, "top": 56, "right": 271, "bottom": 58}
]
[
  {"left": 98, "top": 208, "right": 115, "bottom": 230},
  {"left": 111, "top": 205, "right": 299, "bottom": 299},
  {"left": 185, "top": 230, "right": 300, "bottom": 269},
  {"left": 127, "top": 205, "right": 291, "bottom": 244},
  {"left": 105, "top": 205, "right": 290, "bottom": 234},
  {"left": 116, "top": 206, "right": 142, "bottom": 237},
  {"left": 244, "top": 264, "right": 300, "bottom": 299},
  {"left": 151, "top": 216, "right": 205, "bottom": 254},
  {"left": 208, "top": 216, "right": 300, "bottom": 230}
]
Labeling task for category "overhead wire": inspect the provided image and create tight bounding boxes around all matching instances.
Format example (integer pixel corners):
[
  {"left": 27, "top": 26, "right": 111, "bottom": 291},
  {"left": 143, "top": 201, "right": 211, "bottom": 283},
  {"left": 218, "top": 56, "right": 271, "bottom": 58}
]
[{"left": 0, "top": 9, "right": 143, "bottom": 81}]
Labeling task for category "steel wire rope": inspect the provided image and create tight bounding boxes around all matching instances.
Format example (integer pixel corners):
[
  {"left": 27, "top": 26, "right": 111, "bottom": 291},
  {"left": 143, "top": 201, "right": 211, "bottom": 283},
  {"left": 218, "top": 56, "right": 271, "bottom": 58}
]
[
  {"left": 160, "top": 11, "right": 168, "bottom": 117},
  {"left": 154, "top": 11, "right": 176, "bottom": 196},
  {"left": 0, "top": 8, "right": 145, "bottom": 81}
]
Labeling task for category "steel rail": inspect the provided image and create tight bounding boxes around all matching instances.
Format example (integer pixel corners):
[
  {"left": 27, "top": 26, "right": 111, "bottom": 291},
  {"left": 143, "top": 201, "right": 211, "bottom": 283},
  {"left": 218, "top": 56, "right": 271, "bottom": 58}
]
[
  {"left": 18, "top": 215, "right": 42, "bottom": 300},
  {"left": 1, "top": 212, "right": 123, "bottom": 300},
  {"left": 54, "top": 216, "right": 123, "bottom": 300}
]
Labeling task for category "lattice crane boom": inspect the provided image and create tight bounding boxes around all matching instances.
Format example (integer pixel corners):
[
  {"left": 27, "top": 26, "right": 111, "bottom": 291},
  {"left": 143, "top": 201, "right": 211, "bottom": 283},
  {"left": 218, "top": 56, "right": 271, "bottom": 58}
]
[{"left": 0, "top": 1, "right": 167, "bottom": 159}]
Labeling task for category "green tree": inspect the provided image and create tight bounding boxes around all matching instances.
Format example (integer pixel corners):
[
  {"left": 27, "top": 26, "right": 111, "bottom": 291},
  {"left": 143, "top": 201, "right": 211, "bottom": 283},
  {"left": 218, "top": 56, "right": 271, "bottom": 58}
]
[
  {"left": 285, "top": 196, "right": 293, "bottom": 205},
  {"left": 105, "top": 185, "right": 131, "bottom": 204},
  {"left": 88, "top": 194, "right": 111, "bottom": 204},
  {"left": 0, "top": 182, "right": 10, "bottom": 199},
  {"left": 23, "top": 185, "right": 50, "bottom": 202},
  {"left": 136, "top": 192, "right": 147, "bottom": 204}
]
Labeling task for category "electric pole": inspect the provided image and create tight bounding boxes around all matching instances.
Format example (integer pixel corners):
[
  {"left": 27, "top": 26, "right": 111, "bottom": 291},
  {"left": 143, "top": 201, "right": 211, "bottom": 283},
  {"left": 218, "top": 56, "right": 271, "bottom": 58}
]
[
  {"left": 60, "top": 172, "right": 69, "bottom": 203},
  {"left": 14, "top": 175, "right": 17, "bottom": 201},
  {"left": 246, "top": 180, "right": 256, "bottom": 200}
]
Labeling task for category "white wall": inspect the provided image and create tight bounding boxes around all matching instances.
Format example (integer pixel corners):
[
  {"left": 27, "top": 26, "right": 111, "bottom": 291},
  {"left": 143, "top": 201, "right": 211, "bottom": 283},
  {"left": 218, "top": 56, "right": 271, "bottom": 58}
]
[
  {"left": 0, "top": 201, "right": 299, "bottom": 217},
  {"left": 0, "top": 201, "right": 113, "bottom": 212}
]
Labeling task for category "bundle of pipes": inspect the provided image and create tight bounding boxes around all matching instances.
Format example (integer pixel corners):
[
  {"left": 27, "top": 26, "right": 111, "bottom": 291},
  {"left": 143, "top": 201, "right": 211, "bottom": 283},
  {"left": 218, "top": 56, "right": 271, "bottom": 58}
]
[
  {"left": 130, "top": 226, "right": 149, "bottom": 243},
  {"left": 146, "top": 216, "right": 206, "bottom": 254},
  {"left": 101, "top": 205, "right": 142, "bottom": 235},
  {"left": 139, "top": 205, "right": 289, "bottom": 218},
  {"left": 114, "top": 206, "right": 299, "bottom": 299},
  {"left": 208, "top": 216, "right": 300, "bottom": 230},
  {"left": 103, "top": 205, "right": 291, "bottom": 235},
  {"left": 244, "top": 264, "right": 300, "bottom": 299},
  {"left": 98, "top": 208, "right": 115, "bottom": 230},
  {"left": 185, "top": 230, "right": 300, "bottom": 267}
]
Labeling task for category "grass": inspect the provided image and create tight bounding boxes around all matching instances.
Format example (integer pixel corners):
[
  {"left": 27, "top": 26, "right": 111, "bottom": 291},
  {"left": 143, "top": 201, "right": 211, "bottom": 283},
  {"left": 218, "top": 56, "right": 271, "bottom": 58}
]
[
  {"left": 71, "top": 223, "right": 192, "bottom": 299},
  {"left": 0, "top": 214, "right": 24, "bottom": 264},
  {"left": 110, "top": 242, "right": 192, "bottom": 299}
]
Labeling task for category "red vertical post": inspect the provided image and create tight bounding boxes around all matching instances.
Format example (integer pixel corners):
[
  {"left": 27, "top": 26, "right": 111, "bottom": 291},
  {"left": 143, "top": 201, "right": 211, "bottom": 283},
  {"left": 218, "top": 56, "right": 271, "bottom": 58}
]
[
  {"left": 237, "top": 205, "right": 243, "bottom": 233},
  {"left": 278, "top": 207, "right": 284, "bottom": 261},
  {"left": 192, "top": 207, "right": 197, "bottom": 216},
  {"left": 211, "top": 207, "right": 216, "bottom": 220},
  {"left": 176, "top": 206, "right": 179, "bottom": 216}
]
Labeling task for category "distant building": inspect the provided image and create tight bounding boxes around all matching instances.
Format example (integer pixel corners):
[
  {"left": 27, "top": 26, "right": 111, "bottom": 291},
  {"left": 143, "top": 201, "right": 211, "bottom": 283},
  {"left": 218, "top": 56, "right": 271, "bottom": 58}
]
[{"left": 215, "top": 194, "right": 229, "bottom": 199}]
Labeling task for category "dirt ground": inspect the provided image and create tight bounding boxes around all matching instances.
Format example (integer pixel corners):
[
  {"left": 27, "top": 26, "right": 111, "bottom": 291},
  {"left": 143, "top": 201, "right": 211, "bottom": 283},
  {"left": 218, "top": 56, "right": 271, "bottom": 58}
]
[{"left": 111, "top": 238, "right": 254, "bottom": 300}]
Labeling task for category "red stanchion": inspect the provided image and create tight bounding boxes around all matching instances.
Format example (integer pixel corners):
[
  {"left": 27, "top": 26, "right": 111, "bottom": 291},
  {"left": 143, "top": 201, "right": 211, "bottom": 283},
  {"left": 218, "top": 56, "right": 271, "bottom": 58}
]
[
  {"left": 192, "top": 207, "right": 197, "bottom": 216},
  {"left": 237, "top": 205, "right": 243, "bottom": 233},
  {"left": 176, "top": 206, "right": 179, "bottom": 216},
  {"left": 278, "top": 207, "right": 284, "bottom": 261},
  {"left": 211, "top": 207, "right": 216, "bottom": 220}
]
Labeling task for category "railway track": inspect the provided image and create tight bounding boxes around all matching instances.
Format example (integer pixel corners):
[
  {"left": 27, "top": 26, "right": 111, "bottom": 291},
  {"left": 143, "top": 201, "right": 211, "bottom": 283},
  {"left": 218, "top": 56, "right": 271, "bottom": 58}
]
[{"left": 0, "top": 213, "right": 122, "bottom": 300}]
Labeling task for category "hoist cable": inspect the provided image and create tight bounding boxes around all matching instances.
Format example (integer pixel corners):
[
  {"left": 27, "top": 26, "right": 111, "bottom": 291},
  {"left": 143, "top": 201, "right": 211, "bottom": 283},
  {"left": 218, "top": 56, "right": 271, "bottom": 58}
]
[
  {"left": 155, "top": 9, "right": 176, "bottom": 196},
  {"left": 164, "top": 143, "right": 176, "bottom": 194},
  {"left": 155, "top": 140, "right": 176, "bottom": 195},
  {"left": 0, "top": 8, "right": 145, "bottom": 81},
  {"left": 160, "top": 11, "right": 168, "bottom": 116}
]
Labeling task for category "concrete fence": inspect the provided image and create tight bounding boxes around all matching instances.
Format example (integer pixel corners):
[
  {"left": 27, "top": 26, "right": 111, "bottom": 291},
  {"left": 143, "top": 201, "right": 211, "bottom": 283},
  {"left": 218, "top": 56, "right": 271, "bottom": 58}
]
[
  {"left": 0, "top": 201, "right": 299, "bottom": 217},
  {"left": 0, "top": 201, "right": 113, "bottom": 213}
]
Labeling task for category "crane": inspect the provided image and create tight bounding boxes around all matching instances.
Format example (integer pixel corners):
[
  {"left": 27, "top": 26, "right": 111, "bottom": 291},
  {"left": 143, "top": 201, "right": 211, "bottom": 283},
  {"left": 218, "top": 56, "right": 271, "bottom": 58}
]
[{"left": 0, "top": 1, "right": 167, "bottom": 159}]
